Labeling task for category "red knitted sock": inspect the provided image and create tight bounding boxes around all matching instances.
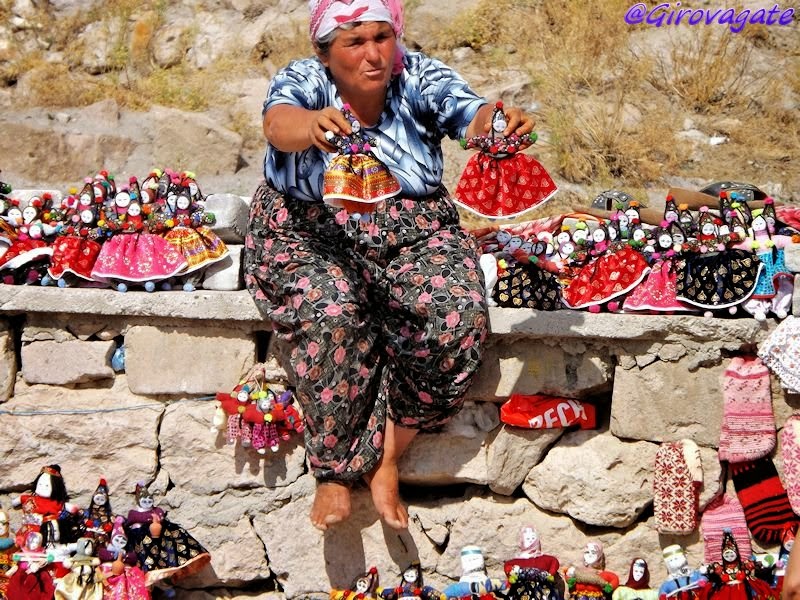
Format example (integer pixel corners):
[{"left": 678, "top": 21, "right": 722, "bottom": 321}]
[
  {"left": 731, "top": 458, "right": 798, "bottom": 545},
  {"left": 718, "top": 356, "right": 775, "bottom": 463}
]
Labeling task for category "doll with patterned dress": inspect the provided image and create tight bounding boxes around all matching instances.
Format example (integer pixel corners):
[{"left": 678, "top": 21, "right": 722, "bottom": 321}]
[
  {"left": 377, "top": 561, "right": 445, "bottom": 600},
  {"left": 83, "top": 479, "right": 115, "bottom": 547},
  {"left": 0, "top": 194, "right": 56, "bottom": 284},
  {"left": 54, "top": 536, "right": 104, "bottom": 600},
  {"left": 503, "top": 525, "right": 565, "bottom": 600},
  {"left": 675, "top": 207, "right": 761, "bottom": 317},
  {"left": 732, "top": 205, "right": 794, "bottom": 321},
  {"left": 125, "top": 482, "right": 210, "bottom": 588},
  {"left": 97, "top": 516, "right": 150, "bottom": 600},
  {"left": 612, "top": 558, "right": 658, "bottom": 600},
  {"left": 91, "top": 181, "right": 187, "bottom": 292},
  {"left": 703, "top": 530, "right": 775, "bottom": 600},
  {"left": 45, "top": 180, "right": 105, "bottom": 287},
  {"left": 565, "top": 540, "right": 619, "bottom": 600}
]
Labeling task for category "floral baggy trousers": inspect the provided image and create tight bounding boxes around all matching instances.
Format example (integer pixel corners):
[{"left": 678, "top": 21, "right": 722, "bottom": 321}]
[{"left": 244, "top": 183, "right": 489, "bottom": 482}]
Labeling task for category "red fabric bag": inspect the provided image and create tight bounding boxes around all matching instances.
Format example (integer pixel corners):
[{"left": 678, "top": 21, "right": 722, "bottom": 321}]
[{"left": 500, "top": 394, "right": 596, "bottom": 429}]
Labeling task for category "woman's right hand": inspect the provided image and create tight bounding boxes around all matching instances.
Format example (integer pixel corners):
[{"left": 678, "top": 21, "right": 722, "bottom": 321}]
[{"left": 308, "top": 107, "right": 353, "bottom": 152}]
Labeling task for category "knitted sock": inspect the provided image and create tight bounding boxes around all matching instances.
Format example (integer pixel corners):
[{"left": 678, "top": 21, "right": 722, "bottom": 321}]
[
  {"left": 731, "top": 458, "right": 798, "bottom": 544},
  {"left": 700, "top": 493, "right": 752, "bottom": 563},
  {"left": 718, "top": 356, "right": 776, "bottom": 462},
  {"left": 781, "top": 415, "right": 800, "bottom": 514}
]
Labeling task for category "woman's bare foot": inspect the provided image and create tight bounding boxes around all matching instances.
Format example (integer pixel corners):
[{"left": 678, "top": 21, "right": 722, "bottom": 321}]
[
  {"left": 310, "top": 481, "right": 351, "bottom": 531},
  {"left": 364, "top": 456, "right": 408, "bottom": 530}
]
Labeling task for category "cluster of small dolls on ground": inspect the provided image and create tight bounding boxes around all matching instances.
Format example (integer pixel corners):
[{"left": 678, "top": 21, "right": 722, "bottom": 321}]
[
  {"left": 328, "top": 524, "right": 793, "bottom": 600},
  {"left": 472, "top": 183, "right": 800, "bottom": 320},
  {"left": 0, "top": 465, "right": 210, "bottom": 600},
  {"left": 0, "top": 169, "right": 228, "bottom": 292}
]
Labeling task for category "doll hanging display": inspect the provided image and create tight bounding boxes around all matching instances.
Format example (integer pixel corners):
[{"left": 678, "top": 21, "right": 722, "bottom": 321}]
[
  {"left": 125, "top": 482, "right": 210, "bottom": 587},
  {"left": 213, "top": 363, "right": 303, "bottom": 455},
  {"left": 322, "top": 104, "right": 401, "bottom": 215},
  {"left": 98, "top": 516, "right": 150, "bottom": 600},
  {"left": 455, "top": 101, "right": 558, "bottom": 219},
  {"left": 503, "top": 525, "right": 565, "bottom": 600}
]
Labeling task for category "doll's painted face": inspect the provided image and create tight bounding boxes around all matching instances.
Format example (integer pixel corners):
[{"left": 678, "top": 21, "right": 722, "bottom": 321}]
[
  {"left": 520, "top": 241, "right": 533, "bottom": 255},
  {"left": 176, "top": 194, "right": 191, "bottom": 211},
  {"left": 26, "top": 532, "right": 43, "bottom": 551},
  {"left": 752, "top": 215, "right": 767, "bottom": 233},
  {"left": 572, "top": 228, "right": 588, "bottom": 245},
  {"left": 128, "top": 202, "right": 141, "bottom": 218},
  {"left": 461, "top": 548, "right": 485, "bottom": 573},
  {"left": 93, "top": 185, "right": 106, "bottom": 201},
  {"left": 592, "top": 228, "right": 606, "bottom": 244},
  {"left": 35, "top": 473, "right": 53, "bottom": 497},
  {"left": 786, "top": 539, "right": 795, "bottom": 553},
  {"left": 657, "top": 232, "right": 672, "bottom": 249},
  {"left": 355, "top": 576, "right": 370, "bottom": 593},
  {"left": 93, "top": 490, "right": 108, "bottom": 506},
  {"left": 732, "top": 224, "right": 746, "bottom": 239},
  {"left": 0, "top": 511, "right": 9, "bottom": 536},
  {"left": 80, "top": 191, "right": 93, "bottom": 207},
  {"left": 583, "top": 545, "right": 600, "bottom": 567},
  {"left": 237, "top": 390, "right": 249, "bottom": 403},
  {"left": 115, "top": 191, "right": 131, "bottom": 209},
  {"left": 559, "top": 241, "right": 575, "bottom": 256},
  {"left": 80, "top": 209, "right": 95, "bottom": 225},
  {"left": 617, "top": 213, "right": 629, "bottom": 229},
  {"left": 507, "top": 237, "right": 523, "bottom": 253},
  {"left": 632, "top": 559, "right": 646, "bottom": 582},
  {"left": 257, "top": 395, "right": 274, "bottom": 412},
  {"left": 496, "top": 231, "right": 512, "bottom": 247},
  {"left": 522, "top": 527, "right": 538, "bottom": 550},
  {"left": 110, "top": 533, "right": 127, "bottom": 551},
  {"left": 402, "top": 567, "right": 418, "bottom": 583},
  {"left": 665, "top": 550, "right": 687, "bottom": 574},
  {"left": 7, "top": 207, "right": 22, "bottom": 225},
  {"left": 671, "top": 231, "right": 685, "bottom": 246},
  {"left": 137, "top": 493, "right": 154, "bottom": 510},
  {"left": 555, "top": 231, "right": 570, "bottom": 246},
  {"left": 625, "top": 208, "right": 639, "bottom": 224},
  {"left": 665, "top": 208, "right": 678, "bottom": 222},
  {"left": 632, "top": 228, "right": 646, "bottom": 242},
  {"left": 23, "top": 205, "right": 38, "bottom": 224},
  {"left": 722, "top": 546, "right": 738, "bottom": 563},
  {"left": 701, "top": 221, "right": 715, "bottom": 236}
]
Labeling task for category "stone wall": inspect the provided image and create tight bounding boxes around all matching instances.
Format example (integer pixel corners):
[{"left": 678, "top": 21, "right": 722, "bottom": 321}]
[{"left": 1, "top": 281, "right": 798, "bottom": 599}]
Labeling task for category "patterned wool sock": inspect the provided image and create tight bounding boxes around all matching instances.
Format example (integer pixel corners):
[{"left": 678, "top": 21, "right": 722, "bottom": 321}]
[
  {"left": 781, "top": 415, "right": 800, "bottom": 514},
  {"left": 700, "top": 493, "right": 752, "bottom": 563},
  {"left": 731, "top": 457, "right": 798, "bottom": 545},
  {"left": 718, "top": 355, "right": 776, "bottom": 463},
  {"left": 654, "top": 440, "right": 702, "bottom": 535}
]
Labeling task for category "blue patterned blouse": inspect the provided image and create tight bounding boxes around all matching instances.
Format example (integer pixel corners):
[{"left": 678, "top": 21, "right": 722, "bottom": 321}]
[{"left": 263, "top": 51, "right": 486, "bottom": 201}]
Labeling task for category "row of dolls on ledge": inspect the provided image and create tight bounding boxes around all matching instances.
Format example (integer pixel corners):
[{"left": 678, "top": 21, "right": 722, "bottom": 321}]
[
  {"left": 474, "top": 183, "right": 800, "bottom": 321},
  {"left": 0, "top": 464, "right": 210, "bottom": 600},
  {"left": 0, "top": 169, "right": 228, "bottom": 292},
  {"left": 330, "top": 524, "right": 794, "bottom": 600}
]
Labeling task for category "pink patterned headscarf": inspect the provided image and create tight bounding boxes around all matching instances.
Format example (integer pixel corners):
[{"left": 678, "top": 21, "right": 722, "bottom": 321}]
[{"left": 309, "top": 0, "right": 406, "bottom": 75}]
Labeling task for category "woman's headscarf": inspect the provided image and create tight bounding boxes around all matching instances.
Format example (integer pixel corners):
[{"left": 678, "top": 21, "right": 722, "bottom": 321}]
[{"left": 309, "top": 0, "right": 406, "bottom": 75}]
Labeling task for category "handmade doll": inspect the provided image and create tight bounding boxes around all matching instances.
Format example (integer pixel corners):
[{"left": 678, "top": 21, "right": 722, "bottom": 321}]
[
  {"left": 242, "top": 388, "right": 290, "bottom": 454},
  {"left": 704, "top": 530, "right": 775, "bottom": 600},
  {"left": 125, "top": 482, "right": 210, "bottom": 586},
  {"left": 565, "top": 540, "right": 619, "bottom": 600},
  {"left": 331, "top": 566, "right": 382, "bottom": 600},
  {"left": 322, "top": 103, "right": 401, "bottom": 216},
  {"left": 503, "top": 525, "right": 565, "bottom": 600},
  {"left": 5, "top": 531, "right": 55, "bottom": 600},
  {"left": 675, "top": 206, "right": 761, "bottom": 316},
  {"left": 0, "top": 510, "right": 17, "bottom": 599},
  {"left": 158, "top": 172, "right": 228, "bottom": 291},
  {"left": 0, "top": 195, "right": 54, "bottom": 284},
  {"left": 11, "top": 464, "right": 79, "bottom": 549},
  {"left": 657, "top": 545, "right": 708, "bottom": 600},
  {"left": 736, "top": 207, "right": 794, "bottom": 321},
  {"left": 84, "top": 479, "right": 114, "bottom": 546},
  {"left": 54, "top": 536, "right": 104, "bottom": 600},
  {"left": 454, "top": 101, "right": 557, "bottom": 219},
  {"left": 98, "top": 516, "right": 150, "bottom": 600},
  {"left": 664, "top": 195, "right": 679, "bottom": 223},
  {"left": 612, "top": 558, "right": 657, "bottom": 600},
  {"left": 768, "top": 523, "right": 796, "bottom": 593},
  {"left": 376, "top": 561, "right": 445, "bottom": 600},
  {"left": 623, "top": 221, "right": 695, "bottom": 313},
  {"left": 45, "top": 181, "right": 105, "bottom": 287},
  {"left": 442, "top": 546, "right": 507, "bottom": 599},
  {"left": 91, "top": 183, "right": 187, "bottom": 292}
]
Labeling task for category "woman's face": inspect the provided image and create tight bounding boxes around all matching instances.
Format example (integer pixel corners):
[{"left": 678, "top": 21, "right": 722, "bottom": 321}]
[{"left": 319, "top": 21, "right": 396, "bottom": 106}]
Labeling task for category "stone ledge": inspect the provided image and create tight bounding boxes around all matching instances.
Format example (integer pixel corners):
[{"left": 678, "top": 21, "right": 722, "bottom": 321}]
[{"left": 0, "top": 285, "right": 777, "bottom": 342}]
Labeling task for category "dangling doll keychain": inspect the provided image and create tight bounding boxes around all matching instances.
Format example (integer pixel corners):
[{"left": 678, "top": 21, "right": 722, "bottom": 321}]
[{"left": 455, "top": 101, "right": 558, "bottom": 219}]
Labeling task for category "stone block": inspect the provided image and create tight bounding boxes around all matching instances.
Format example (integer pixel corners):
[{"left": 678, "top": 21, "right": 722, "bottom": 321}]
[
  {"left": 125, "top": 325, "right": 255, "bottom": 394},
  {"left": 0, "top": 321, "right": 16, "bottom": 402},
  {"left": 21, "top": 339, "right": 115, "bottom": 385},
  {"left": 205, "top": 194, "right": 250, "bottom": 244},
  {"left": 202, "top": 245, "right": 243, "bottom": 291},
  {"left": 398, "top": 429, "right": 490, "bottom": 486},
  {"left": 522, "top": 429, "right": 659, "bottom": 528},
  {"left": 0, "top": 376, "right": 162, "bottom": 498},
  {"left": 466, "top": 338, "right": 613, "bottom": 401},
  {"left": 784, "top": 243, "right": 800, "bottom": 272},
  {"left": 487, "top": 426, "right": 564, "bottom": 495},
  {"left": 160, "top": 400, "right": 306, "bottom": 496},
  {"left": 610, "top": 358, "right": 725, "bottom": 446}
]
